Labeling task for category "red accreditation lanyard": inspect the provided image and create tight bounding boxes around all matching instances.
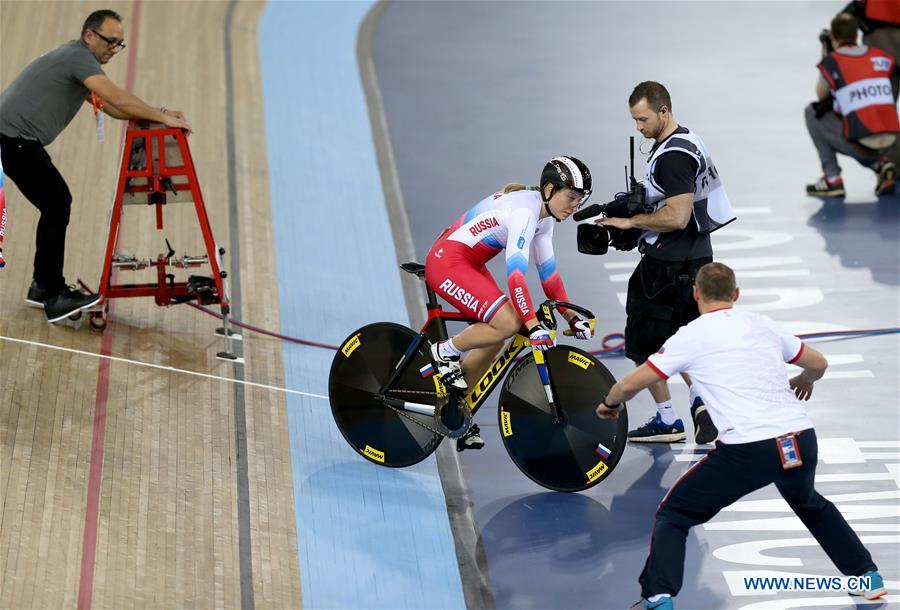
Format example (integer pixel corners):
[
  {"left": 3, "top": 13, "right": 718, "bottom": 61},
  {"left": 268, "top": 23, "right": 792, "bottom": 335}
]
[{"left": 91, "top": 92, "right": 105, "bottom": 142}]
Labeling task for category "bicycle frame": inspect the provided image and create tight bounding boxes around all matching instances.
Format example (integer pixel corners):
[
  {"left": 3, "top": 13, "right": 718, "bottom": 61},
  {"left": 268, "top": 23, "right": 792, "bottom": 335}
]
[{"left": 376, "top": 279, "right": 573, "bottom": 428}]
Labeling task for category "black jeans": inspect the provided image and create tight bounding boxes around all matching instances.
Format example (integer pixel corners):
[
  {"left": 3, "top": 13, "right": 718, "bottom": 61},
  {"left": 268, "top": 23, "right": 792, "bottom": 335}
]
[
  {"left": 624, "top": 255, "right": 711, "bottom": 363},
  {"left": 639, "top": 429, "right": 878, "bottom": 598},
  {"left": 1, "top": 134, "right": 72, "bottom": 294}
]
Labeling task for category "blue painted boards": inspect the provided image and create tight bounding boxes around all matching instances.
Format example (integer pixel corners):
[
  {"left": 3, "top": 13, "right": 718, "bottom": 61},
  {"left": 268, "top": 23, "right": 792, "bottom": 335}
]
[{"left": 258, "top": 3, "right": 465, "bottom": 608}]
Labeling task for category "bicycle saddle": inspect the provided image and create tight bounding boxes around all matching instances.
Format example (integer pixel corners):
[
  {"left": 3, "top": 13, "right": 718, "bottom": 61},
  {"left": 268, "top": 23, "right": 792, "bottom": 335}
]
[{"left": 400, "top": 262, "right": 426, "bottom": 278}]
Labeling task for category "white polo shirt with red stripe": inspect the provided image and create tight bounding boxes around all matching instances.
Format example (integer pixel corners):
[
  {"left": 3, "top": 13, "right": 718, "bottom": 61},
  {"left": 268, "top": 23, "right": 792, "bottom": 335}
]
[{"left": 646, "top": 307, "right": 813, "bottom": 444}]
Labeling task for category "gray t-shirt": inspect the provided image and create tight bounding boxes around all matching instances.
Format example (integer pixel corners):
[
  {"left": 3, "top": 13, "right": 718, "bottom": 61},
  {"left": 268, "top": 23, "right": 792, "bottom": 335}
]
[{"left": 0, "top": 40, "right": 104, "bottom": 146}]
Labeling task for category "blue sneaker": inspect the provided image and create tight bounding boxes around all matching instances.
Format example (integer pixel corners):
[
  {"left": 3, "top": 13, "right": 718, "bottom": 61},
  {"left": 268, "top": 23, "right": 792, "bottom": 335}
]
[
  {"left": 690, "top": 396, "right": 718, "bottom": 444},
  {"left": 630, "top": 596, "right": 674, "bottom": 609},
  {"left": 628, "top": 413, "right": 686, "bottom": 443},
  {"left": 849, "top": 570, "right": 887, "bottom": 600}
]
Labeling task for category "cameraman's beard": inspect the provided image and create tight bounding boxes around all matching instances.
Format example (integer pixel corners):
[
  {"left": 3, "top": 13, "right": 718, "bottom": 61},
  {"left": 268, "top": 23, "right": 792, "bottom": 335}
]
[{"left": 651, "top": 114, "right": 669, "bottom": 141}]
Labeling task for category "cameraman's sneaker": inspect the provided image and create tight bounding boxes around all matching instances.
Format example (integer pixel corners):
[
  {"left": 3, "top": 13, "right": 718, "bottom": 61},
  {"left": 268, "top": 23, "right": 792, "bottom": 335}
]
[
  {"left": 429, "top": 341, "right": 467, "bottom": 391},
  {"left": 26, "top": 280, "right": 51, "bottom": 308},
  {"left": 457, "top": 424, "right": 485, "bottom": 452},
  {"left": 45, "top": 286, "right": 102, "bottom": 323},
  {"left": 875, "top": 159, "right": 896, "bottom": 196},
  {"left": 806, "top": 176, "right": 845, "bottom": 198},
  {"left": 628, "top": 414, "right": 686, "bottom": 443},
  {"left": 849, "top": 570, "right": 887, "bottom": 600},
  {"left": 690, "top": 397, "right": 718, "bottom": 444}
]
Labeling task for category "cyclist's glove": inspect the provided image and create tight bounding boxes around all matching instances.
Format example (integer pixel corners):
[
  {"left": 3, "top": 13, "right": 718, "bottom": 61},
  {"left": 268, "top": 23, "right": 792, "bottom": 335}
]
[
  {"left": 568, "top": 315, "right": 594, "bottom": 340},
  {"left": 529, "top": 325, "right": 555, "bottom": 351}
]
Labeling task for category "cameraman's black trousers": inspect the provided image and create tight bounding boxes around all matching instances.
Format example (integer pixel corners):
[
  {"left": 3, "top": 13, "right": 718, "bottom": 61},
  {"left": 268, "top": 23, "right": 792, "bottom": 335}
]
[
  {"left": 1, "top": 134, "right": 72, "bottom": 296},
  {"left": 639, "top": 429, "right": 878, "bottom": 598},
  {"left": 624, "top": 255, "right": 710, "bottom": 364}
]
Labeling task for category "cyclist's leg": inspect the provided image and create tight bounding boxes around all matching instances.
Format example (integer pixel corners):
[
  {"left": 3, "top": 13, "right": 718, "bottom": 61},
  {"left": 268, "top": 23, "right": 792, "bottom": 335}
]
[
  {"left": 425, "top": 242, "right": 509, "bottom": 388},
  {"left": 451, "top": 263, "right": 518, "bottom": 349},
  {"left": 426, "top": 245, "right": 518, "bottom": 354},
  {"left": 459, "top": 302, "right": 520, "bottom": 387}
]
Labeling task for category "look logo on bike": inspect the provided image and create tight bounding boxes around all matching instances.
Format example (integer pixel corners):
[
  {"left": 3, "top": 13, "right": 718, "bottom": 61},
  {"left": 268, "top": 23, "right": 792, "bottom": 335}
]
[{"left": 425, "top": 156, "right": 597, "bottom": 447}]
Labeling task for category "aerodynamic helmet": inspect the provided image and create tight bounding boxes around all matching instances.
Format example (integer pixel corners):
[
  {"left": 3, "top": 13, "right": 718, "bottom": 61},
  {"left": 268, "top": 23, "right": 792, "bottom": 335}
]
[{"left": 540, "top": 156, "right": 592, "bottom": 205}]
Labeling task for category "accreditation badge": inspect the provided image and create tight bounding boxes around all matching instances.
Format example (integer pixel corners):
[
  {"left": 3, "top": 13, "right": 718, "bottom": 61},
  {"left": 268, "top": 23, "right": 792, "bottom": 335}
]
[{"left": 777, "top": 433, "right": 802, "bottom": 470}]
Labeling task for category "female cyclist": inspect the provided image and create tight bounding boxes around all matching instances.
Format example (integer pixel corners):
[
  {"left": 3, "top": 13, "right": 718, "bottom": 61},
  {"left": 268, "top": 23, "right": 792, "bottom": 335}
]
[{"left": 425, "top": 156, "right": 596, "bottom": 449}]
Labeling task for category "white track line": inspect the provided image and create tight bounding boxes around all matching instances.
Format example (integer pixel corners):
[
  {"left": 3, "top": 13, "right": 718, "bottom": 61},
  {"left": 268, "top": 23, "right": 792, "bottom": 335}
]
[{"left": 0, "top": 334, "right": 329, "bottom": 400}]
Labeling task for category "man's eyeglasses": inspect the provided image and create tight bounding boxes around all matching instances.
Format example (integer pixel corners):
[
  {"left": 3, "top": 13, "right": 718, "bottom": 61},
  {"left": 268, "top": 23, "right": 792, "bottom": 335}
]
[{"left": 91, "top": 30, "right": 126, "bottom": 50}]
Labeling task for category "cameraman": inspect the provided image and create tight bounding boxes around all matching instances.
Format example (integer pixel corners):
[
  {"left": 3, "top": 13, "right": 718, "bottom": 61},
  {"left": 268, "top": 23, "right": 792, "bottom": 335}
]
[
  {"left": 805, "top": 13, "right": 899, "bottom": 198},
  {"left": 599, "top": 81, "right": 734, "bottom": 445}
]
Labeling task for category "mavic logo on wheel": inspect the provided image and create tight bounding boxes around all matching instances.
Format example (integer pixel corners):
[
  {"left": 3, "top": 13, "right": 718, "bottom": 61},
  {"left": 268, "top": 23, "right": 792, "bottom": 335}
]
[
  {"left": 568, "top": 352, "right": 592, "bottom": 370},
  {"left": 586, "top": 460, "right": 608, "bottom": 483},
  {"left": 500, "top": 409, "right": 513, "bottom": 437},
  {"left": 362, "top": 445, "right": 385, "bottom": 463},
  {"left": 341, "top": 334, "right": 361, "bottom": 358}
]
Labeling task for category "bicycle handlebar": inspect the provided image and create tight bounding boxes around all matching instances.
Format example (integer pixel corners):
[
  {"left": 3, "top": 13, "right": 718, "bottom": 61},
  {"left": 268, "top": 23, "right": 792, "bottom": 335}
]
[{"left": 536, "top": 300, "right": 597, "bottom": 337}]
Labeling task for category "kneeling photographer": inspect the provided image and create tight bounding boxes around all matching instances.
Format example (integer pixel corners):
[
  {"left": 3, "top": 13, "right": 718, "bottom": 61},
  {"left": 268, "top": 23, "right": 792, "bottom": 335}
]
[
  {"left": 588, "top": 81, "right": 735, "bottom": 446},
  {"left": 805, "top": 13, "right": 899, "bottom": 198}
]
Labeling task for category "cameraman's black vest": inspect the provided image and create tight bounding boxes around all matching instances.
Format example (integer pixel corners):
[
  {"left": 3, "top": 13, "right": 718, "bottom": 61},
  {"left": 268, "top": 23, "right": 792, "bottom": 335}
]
[{"left": 641, "top": 128, "right": 735, "bottom": 261}]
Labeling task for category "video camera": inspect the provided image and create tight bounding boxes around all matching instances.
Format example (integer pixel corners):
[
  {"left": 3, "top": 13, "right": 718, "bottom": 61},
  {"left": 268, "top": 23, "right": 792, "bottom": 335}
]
[{"left": 574, "top": 136, "right": 654, "bottom": 255}]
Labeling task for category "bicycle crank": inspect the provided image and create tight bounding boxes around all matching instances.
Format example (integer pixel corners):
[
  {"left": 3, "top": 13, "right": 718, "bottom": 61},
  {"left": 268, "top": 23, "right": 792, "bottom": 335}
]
[{"left": 378, "top": 391, "right": 473, "bottom": 439}]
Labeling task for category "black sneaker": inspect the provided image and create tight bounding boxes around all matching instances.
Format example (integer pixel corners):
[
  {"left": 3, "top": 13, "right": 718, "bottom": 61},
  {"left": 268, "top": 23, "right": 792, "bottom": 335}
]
[
  {"left": 627, "top": 414, "right": 686, "bottom": 443},
  {"left": 456, "top": 424, "right": 484, "bottom": 452},
  {"left": 806, "top": 176, "right": 845, "bottom": 198},
  {"left": 690, "top": 397, "right": 718, "bottom": 444},
  {"left": 875, "top": 159, "right": 896, "bottom": 196},
  {"left": 45, "top": 286, "right": 102, "bottom": 323},
  {"left": 26, "top": 280, "right": 51, "bottom": 308}
]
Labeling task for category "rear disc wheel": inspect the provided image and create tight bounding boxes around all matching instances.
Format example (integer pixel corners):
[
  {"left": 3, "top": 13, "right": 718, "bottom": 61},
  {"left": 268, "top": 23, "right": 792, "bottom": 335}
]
[{"left": 329, "top": 322, "right": 443, "bottom": 468}]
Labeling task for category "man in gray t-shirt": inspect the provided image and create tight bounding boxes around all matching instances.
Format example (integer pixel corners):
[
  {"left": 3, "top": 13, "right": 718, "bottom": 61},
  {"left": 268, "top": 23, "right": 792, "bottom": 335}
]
[{"left": 0, "top": 9, "right": 191, "bottom": 323}]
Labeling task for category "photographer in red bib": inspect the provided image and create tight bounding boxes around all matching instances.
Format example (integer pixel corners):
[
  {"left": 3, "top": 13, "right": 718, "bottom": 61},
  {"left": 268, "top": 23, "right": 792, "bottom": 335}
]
[
  {"left": 805, "top": 12, "right": 899, "bottom": 198},
  {"left": 596, "top": 262, "right": 887, "bottom": 610}
]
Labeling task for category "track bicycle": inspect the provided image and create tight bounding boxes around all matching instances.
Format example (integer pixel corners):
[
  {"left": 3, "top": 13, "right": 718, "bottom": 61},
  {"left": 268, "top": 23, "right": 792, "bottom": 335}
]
[{"left": 328, "top": 262, "right": 628, "bottom": 492}]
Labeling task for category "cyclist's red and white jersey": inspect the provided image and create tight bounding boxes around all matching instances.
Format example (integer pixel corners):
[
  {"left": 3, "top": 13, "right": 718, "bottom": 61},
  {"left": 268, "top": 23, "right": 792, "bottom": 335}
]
[{"left": 439, "top": 188, "right": 569, "bottom": 324}]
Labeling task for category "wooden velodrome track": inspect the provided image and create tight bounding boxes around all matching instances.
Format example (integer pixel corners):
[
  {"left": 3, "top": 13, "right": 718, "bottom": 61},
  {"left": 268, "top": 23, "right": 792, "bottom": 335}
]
[{"left": 0, "top": 2, "right": 301, "bottom": 608}]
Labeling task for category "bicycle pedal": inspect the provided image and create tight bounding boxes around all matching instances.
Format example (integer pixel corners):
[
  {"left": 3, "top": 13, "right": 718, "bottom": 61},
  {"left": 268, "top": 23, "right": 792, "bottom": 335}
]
[{"left": 456, "top": 426, "right": 484, "bottom": 452}]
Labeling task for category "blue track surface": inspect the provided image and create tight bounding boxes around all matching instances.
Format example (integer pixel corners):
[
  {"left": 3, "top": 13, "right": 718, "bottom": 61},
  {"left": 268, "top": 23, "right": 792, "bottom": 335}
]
[{"left": 259, "top": 3, "right": 465, "bottom": 608}]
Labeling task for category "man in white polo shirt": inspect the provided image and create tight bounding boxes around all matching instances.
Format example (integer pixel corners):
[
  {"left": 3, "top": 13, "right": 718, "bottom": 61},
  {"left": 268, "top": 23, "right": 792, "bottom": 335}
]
[{"left": 596, "top": 262, "right": 885, "bottom": 610}]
